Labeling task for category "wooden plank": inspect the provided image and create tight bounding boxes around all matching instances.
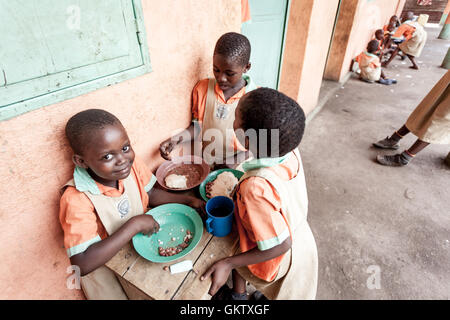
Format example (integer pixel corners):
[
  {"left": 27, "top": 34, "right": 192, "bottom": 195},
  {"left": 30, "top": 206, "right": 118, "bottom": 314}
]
[
  {"left": 172, "top": 230, "right": 239, "bottom": 300},
  {"left": 121, "top": 228, "right": 212, "bottom": 300},
  {"left": 105, "top": 242, "right": 140, "bottom": 277},
  {"left": 117, "top": 276, "right": 152, "bottom": 300}
]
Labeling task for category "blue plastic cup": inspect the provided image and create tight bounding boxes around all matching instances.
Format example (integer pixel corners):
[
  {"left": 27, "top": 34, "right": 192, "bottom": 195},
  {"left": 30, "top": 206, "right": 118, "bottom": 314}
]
[{"left": 205, "top": 196, "right": 234, "bottom": 237}]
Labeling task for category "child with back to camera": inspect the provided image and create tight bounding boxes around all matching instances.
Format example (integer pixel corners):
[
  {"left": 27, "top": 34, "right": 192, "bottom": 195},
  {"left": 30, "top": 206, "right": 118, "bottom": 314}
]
[
  {"left": 60, "top": 109, "right": 203, "bottom": 299},
  {"left": 354, "top": 40, "right": 397, "bottom": 85},
  {"left": 200, "top": 88, "right": 318, "bottom": 300},
  {"left": 159, "top": 32, "right": 257, "bottom": 169}
]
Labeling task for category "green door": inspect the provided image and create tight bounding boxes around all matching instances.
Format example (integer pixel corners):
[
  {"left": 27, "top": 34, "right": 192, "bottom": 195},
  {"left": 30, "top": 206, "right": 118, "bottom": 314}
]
[{"left": 241, "top": 0, "right": 289, "bottom": 89}]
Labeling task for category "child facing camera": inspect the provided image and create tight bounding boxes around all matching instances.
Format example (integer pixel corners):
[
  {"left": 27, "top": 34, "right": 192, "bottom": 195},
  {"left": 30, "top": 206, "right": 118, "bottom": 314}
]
[{"left": 60, "top": 109, "right": 203, "bottom": 299}]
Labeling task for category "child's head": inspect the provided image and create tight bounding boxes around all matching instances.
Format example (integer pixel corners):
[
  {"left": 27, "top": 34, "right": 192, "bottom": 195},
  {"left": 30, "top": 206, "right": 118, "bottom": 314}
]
[
  {"left": 213, "top": 32, "right": 251, "bottom": 91},
  {"left": 367, "top": 40, "right": 379, "bottom": 53},
  {"left": 234, "top": 88, "right": 306, "bottom": 159},
  {"left": 375, "top": 29, "right": 384, "bottom": 41},
  {"left": 404, "top": 11, "right": 414, "bottom": 22},
  {"left": 65, "top": 109, "right": 135, "bottom": 184},
  {"left": 389, "top": 15, "right": 399, "bottom": 26}
]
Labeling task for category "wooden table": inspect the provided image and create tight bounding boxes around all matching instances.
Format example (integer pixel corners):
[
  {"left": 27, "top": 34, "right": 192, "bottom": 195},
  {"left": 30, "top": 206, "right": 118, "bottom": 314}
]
[{"left": 106, "top": 226, "right": 239, "bottom": 300}]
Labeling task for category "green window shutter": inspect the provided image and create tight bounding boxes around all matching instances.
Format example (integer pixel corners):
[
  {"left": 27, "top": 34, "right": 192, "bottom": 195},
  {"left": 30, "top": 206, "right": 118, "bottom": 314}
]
[{"left": 0, "top": 0, "right": 151, "bottom": 121}]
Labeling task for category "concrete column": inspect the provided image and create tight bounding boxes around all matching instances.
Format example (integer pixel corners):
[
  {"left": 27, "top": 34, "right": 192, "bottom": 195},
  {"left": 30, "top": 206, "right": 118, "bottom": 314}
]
[
  {"left": 438, "top": 12, "right": 450, "bottom": 40},
  {"left": 439, "top": 0, "right": 450, "bottom": 25},
  {"left": 323, "top": 0, "right": 359, "bottom": 82},
  {"left": 441, "top": 46, "right": 450, "bottom": 69},
  {"left": 445, "top": 151, "right": 450, "bottom": 167}
]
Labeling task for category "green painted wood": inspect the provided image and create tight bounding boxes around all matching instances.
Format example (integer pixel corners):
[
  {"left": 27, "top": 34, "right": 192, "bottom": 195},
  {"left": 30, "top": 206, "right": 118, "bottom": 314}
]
[
  {"left": 0, "top": 0, "right": 151, "bottom": 121},
  {"left": 438, "top": 23, "right": 450, "bottom": 40},
  {"left": 241, "top": 0, "right": 289, "bottom": 89},
  {"left": 441, "top": 46, "right": 450, "bottom": 69},
  {"left": 439, "top": 13, "right": 448, "bottom": 25}
]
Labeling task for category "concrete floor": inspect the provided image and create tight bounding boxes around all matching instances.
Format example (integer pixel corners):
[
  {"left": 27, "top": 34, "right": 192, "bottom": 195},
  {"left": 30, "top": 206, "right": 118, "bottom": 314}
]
[{"left": 300, "top": 25, "right": 450, "bottom": 299}]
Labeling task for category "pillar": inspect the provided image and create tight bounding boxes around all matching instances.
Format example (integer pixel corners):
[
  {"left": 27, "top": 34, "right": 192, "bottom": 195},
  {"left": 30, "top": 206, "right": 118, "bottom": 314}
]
[
  {"left": 441, "top": 46, "right": 450, "bottom": 69},
  {"left": 439, "top": 0, "right": 450, "bottom": 25},
  {"left": 438, "top": 14, "right": 450, "bottom": 40}
]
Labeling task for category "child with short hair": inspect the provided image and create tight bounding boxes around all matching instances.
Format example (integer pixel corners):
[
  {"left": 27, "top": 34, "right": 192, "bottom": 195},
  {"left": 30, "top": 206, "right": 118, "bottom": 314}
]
[
  {"left": 382, "top": 11, "right": 427, "bottom": 70},
  {"left": 200, "top": 88, "right": 318, "bottom": 300},
  {"left": 159, "top": 32, "right": 257, "bottom": 169},
  {"left": 60, "top": 109, "right": 203, "bottom": 299},
  {"left": 374, "top": 29, "right": 386, "bottom": 57},
  {"left": 354, "top": 40, "right": 397, "bottom": 85}
]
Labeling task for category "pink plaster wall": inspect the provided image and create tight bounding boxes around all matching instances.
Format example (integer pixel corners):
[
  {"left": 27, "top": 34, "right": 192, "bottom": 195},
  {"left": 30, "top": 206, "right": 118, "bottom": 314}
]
[
  {"left": 279, "top": 0, "right": 340, "bottom": 115},
  {"left": 0, "top": 0, "right": 241, "bottom": 299},
  {"left": 296, "top": 0, "right": 341, "bottom": 114}
]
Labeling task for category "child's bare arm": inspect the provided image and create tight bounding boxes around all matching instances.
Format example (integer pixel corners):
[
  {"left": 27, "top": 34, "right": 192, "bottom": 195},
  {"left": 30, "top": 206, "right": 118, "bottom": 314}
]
[
  {"left": 147, "top": 186, "right": 205, "bottom": 210},
  {"left": 160, "top": 122, "right": 200, "bottom": 160},
  {"left": 69, "top": 214, "right": 159, "bottom": 276},
  {"left": 200, "top": 237, "right": 292, "bottom": 296}
]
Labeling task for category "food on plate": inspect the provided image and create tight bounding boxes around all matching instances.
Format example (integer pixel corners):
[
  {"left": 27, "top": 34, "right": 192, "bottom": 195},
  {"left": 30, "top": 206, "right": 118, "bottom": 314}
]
[
  {"left": 158, "top": 230, "right": 193, "bottom": 257},
  {"left": 165, "top": 174, "right": 188, "bottom": 189},
  {"left": 164, "top": 164, "right": 204, "bottom": 189},
  {"left": 205, "top": 171, "right": 239, "bottom": 199}
]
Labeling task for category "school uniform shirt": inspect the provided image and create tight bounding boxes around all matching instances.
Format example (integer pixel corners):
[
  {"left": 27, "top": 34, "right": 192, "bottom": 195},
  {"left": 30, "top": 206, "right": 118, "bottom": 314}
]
[
  {"left": 355, "top": 51, "right": 381, "bottom": 82},
  {"left": 59, "top": 156, "right": 157, "bottom": 258},
  {"left": 395, "top": 21, "right": 427, "bottom": 57},
  {"left": 392, "top": 21, "right": 416, "bottom": 41},
  {"left": 234, "top": 152, "right": 299, "bottom": 282},
  {"left": 192, "top": 75, "right": 257, "bottom": 152}
]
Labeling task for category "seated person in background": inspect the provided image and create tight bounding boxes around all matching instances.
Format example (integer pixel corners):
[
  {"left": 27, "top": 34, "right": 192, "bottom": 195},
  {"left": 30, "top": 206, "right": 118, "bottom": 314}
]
[
  {"left": 354, "top": 40, "right": 397, "bottom": 85},
  {"left": 383, "top": 15, "right": 403, "bottom": 53},
  {"left": 382, "top": 11, "right": 427, "bottom": 70},
  {"left": 373, "top": 29, "right": 386, "bottom": 58}
]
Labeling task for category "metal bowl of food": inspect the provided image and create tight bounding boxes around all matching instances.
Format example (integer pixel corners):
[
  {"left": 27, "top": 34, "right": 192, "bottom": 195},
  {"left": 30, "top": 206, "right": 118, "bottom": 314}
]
[{"left": 155, "top": 155, "right": 210, "bottom": 191}]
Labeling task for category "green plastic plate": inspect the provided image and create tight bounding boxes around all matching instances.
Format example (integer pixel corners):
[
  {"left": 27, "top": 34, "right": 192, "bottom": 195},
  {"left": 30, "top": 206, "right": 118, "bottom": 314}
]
[
  {"left": 199, "top": 169, "right": 244, "bottom": 201},
  {"left": 132, "top": 204, "right": 203, "bottom": 263}
]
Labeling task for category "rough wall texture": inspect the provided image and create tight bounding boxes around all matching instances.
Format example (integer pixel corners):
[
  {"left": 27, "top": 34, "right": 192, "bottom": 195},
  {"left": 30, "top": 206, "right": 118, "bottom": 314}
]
[
  {"left": 279, "top": 0, "right": 340, "bottom": 115},
  {"left": 0, "top": 0, "right": 240, "bottom": 299}
]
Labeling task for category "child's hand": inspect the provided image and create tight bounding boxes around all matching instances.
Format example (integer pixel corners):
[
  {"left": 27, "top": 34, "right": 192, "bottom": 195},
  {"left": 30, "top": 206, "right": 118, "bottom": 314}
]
[
  {"left": 159, "top": 138, "right": 177, "bottom": 160},
  {"left": 200, "top": 258, "right": 233, "bottom": 296},
  {"left": 132, "top": 214, "right": 160, "bottom": 236}
]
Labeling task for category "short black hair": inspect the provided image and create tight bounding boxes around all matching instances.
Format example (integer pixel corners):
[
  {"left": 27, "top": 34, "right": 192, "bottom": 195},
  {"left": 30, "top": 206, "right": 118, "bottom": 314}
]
[
  {"left": 214, "top": 32, "right": 251, "bottom": 67},
  {"left": 65, "top": 109, "right": 122, "bottom": 154},
  {"left": 238, "top": 88, "right": 306, "bottom": 158},
  {"left": 367, "top": 39, "right": 379, "bottom": 53}
]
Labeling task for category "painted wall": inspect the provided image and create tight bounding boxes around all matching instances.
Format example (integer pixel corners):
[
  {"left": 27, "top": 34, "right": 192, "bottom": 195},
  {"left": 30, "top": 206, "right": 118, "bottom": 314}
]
[
  {"left": 0, "top": 0, "right": 241, "bottom": 299},
  {"left": 279, "top": 0, "right": 340, "bottom": 115},
  {"left": 325, "top": 0, "right": 406, "bottom": 82}
]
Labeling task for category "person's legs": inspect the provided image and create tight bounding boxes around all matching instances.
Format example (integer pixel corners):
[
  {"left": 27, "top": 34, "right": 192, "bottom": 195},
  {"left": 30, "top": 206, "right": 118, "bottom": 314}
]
[
  {"left": 373, "top": 125, "right": 409, "bottom": 149},
  {"left": 382, "top": 46, "right": 400, "bottom": 67},
  {"left": 376, "top": 139, "right": 430, "bottom": 167},
  {"left": 231, "top": 269, "right": 248, "bottom": 299},
  {"left": 407, "top": 54, "right": 419, "bottom": 69},
  {"left": 407, "top": 139, "right": 429, "bottom": 155}
]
